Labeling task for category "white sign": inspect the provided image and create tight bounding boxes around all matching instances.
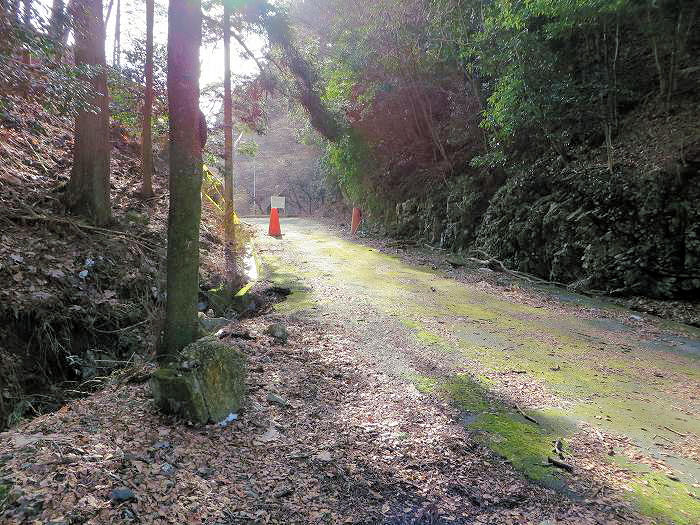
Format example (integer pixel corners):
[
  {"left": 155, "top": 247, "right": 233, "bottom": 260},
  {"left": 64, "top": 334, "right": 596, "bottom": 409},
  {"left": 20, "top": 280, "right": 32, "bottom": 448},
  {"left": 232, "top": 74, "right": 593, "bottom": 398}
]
[{"left": 271, "top": 196, "right": 286, "bottom": 210}]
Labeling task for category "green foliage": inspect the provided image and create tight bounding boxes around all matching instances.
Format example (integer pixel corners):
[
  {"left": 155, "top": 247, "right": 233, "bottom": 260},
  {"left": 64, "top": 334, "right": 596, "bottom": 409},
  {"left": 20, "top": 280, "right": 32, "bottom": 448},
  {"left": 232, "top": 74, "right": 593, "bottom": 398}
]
[
  {"left": 0, "top": 481, "right": 10, "bottom": 513},
  {"left": 321, "top": 132, "right": 372, "bottom": 204},
  {"left": 237, "top": 139, "right": 259, "bottom": 157},
  {"left": 0, "top": 22, "right": 96, "bottom": 115},
  {"left": 109, "top": 38, "right": 169, "bottom": 138},
  {"left": 109, "top": 72, "right": 141, "bottom": 132}
]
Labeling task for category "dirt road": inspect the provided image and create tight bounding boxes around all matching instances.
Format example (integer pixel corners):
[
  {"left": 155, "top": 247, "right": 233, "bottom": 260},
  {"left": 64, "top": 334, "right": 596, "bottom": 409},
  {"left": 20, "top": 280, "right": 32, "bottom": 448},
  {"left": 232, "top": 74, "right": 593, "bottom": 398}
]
[{"left": 249, "top": 217, "right": 700, "bottom": 524}]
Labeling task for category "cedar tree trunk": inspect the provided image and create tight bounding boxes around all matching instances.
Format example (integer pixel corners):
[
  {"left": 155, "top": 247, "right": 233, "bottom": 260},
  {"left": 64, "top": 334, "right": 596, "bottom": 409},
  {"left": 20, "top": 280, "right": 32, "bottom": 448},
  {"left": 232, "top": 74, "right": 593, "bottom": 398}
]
[
  {"left": 163, "top": 0, "right": 202, "bottom": 355},
  {"left": 140, "top": 0, "right": 154, "bottom": 197},
  {"left": 68, "top": 0, "right": 111, "bottom": 226},
  {"left": 222, "top": 3, "right": 244, "bottom": 291}
]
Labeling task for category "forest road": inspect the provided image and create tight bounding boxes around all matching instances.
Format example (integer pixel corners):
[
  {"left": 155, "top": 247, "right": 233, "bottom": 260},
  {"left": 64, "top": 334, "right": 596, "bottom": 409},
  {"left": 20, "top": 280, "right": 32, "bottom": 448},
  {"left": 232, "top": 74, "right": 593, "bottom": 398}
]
[{"left": 245, "top": 216, "right": 700, "bottom": 523}]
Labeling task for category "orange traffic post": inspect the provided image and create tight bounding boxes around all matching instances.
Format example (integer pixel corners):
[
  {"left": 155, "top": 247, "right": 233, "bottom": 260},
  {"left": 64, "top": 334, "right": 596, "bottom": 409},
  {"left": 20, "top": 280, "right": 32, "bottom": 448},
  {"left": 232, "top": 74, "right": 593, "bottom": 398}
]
[
  {"left": 268, "top": 207, "right": 282, "bottom": 237},
  {"left": 351, "top": 207, "right": 362, "bottom": 235}
]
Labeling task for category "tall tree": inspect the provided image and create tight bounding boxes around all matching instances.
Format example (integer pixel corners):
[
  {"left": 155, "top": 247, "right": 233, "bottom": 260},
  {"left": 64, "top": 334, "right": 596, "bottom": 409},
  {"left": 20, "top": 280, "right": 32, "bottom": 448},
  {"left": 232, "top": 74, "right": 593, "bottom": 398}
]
[
  {"left": 222, "top": 1, "right": 245, "bottom": 291},
  {"left": 67, "top": 0, "right": 111, "bottom": 225},
  {"left": 140, "top": 0, "right": 154, "bottom": 197},
  {"left": 49, "top": 0, "right": 67, "bottom": 41},
  {"left": 163, "top": 0, "right": 202, "bottom": 355},
  {"left": 223, "top": 2, "right": 233, "bottom": 241},
  {"left": 112, "top": 0, "right": 120, "bottom": 66},
  {"left": 20, "top": 0, "right": 31, "bottom": 70}
]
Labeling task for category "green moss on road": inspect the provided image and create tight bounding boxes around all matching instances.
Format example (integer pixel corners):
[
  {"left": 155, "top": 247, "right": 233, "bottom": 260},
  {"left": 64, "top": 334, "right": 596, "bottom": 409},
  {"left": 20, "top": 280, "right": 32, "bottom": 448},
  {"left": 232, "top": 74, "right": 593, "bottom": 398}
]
[
  {"left": 253, "top": 220, "right": 700, "bottom": 524},
  {"left": 259, "top": 254, "right": 317, "bottom": 313}
]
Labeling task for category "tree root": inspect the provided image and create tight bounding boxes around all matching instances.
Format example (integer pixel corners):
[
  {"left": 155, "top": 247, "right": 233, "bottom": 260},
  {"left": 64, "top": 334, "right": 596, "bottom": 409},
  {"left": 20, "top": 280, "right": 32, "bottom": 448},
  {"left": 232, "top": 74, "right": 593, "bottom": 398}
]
[
  {"left": 515, "top": 404, "right": 539, "bottom": 425},
  {"left": 547, "top": 456, "right": 574, "bottom": 472}
]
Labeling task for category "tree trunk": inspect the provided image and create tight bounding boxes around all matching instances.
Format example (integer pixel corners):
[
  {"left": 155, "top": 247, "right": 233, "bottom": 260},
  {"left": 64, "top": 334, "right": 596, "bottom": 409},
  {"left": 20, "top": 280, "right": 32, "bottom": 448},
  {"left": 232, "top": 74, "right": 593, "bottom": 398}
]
[
  {"left": 103, "top": 0, "right": 113, "bottom": 25},
  {"left": 222, "top": 3, "right": 245, "bottom": 291},
  {"left": 20, "top": 0, "right": 31, "bottom": 91},
  {"left": 163, "top": 0, "right": 202, "bottom": 356},
  {"left": 223, "top": 2, "right": 233, "bottom": 244},
  {"left": 49, "top": 0, "right": 65, "bottom": 40},
  {"left": 140, "top": 0, "right": 154, "bottom": 197},
  {"left": 68, "top": 0, "right": 111, "bottom": 226},
  {"left": 9, "top": 0, "right": 20, "bottom": 25},
  {"left": 112, "top": 0, "right": 120, "bottom": 67},
  {"left": 22, "top": 0, "right": 30, "bottom": 27}
]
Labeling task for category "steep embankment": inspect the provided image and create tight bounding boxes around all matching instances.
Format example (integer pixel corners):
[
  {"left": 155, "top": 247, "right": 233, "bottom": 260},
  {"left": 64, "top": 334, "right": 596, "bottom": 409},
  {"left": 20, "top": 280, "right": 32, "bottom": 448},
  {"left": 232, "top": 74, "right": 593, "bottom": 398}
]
[
  {"left": 393, "top": 97, "right": 700, "bottom": 316},
  {"left": 0, "top": 96, "right": 226, "bottom": 430},
  {"left": 0, "top": 95, "right": 168, "bottom": 430}
]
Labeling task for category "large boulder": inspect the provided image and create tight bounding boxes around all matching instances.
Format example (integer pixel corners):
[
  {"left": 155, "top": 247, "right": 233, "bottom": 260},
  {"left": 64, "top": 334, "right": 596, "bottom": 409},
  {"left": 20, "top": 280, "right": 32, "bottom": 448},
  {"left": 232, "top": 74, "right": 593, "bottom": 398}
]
[{"left": 150, "top": 337, "right": 246, "bottom": 425}]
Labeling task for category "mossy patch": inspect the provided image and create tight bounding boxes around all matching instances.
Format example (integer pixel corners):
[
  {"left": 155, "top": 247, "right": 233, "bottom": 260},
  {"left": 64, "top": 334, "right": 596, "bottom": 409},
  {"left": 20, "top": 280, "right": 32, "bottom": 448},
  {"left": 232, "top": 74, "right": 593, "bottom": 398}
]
[
  {"left": 205, "top": 283, "right": 253, "bottom": 317},
  {"left": 259, "top": 254, "right": 317, "bottom": 313},
  {"left": 151, "top": 336, "right": 246, "bottom": 425},
  {"left": 611, "top": 456, "right": 700, "bottom": 525},
  {"left": 474, "top": 413, "right": 564, "bottom": 488},
  {"left": 274, "top": 290, "right": 316, "bottom": 313},
  {"left": 631, "top": 472, "right": 700, "bottom": 525},
  {"left": 408, "top": 372, "right": 566, "bottom": 489}
]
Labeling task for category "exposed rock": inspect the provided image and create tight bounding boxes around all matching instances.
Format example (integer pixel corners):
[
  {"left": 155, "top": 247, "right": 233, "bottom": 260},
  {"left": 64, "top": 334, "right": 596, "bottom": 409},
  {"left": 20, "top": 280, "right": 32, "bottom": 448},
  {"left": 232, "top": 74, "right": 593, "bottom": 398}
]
[
  {"left": 446, "top": 255, "right": 466, "bottom": 267},
  {"left": 110, "top": 487, "right": 136, "bottom": 503},
  {"left": 218, "top": 412, "right": 238, "bottom": 427},
  {"left": 256, "top": 425, "right": 281, "bottom": 444},
  {"left": 150, "top": 337, "right": 246, "bottom": 425},
  {"left": 266, "top": 392, "right": 288, "bottom": 406},
  {"left": 197, "top": 467, "right": 214, "bottom": 478},
  {"left": 314, "top": 450, "right": 332, "bottom": 462},
  {"left": 265, "top": 323, "right": 288, "bottom": 344},
  {"left": 198, "top": 315, "right": 231, "bottom": 334}
]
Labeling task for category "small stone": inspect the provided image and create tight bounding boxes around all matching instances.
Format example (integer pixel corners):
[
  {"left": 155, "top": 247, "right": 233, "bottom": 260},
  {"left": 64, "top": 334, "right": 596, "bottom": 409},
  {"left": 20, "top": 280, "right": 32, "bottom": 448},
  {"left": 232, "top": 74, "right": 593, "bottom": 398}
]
[
  {"left": 197, "top": 467, "right": 215, "bottom": 478},
  {"left": 160, "top": 463, "right": 176, "bottom": 476},
  {"left": 110, "top": 487, "right": 136, "bottom": 503},
  {"left": 257, "top": 425, "right": 281, "bottom": 444},
  {"left": 272, "top": 483, "right": 294, "bottom": 498},
  {"left": 314, "top": 450, "right": 332, "bottom": 462},
  {"left": 266, "top": 392, "right": 288, "bottom": 406},
  {"left": 199, "top": 317, "right": 230, "bottom": 333},
  {"left": 265, "top": 323, "right": 288, "bottom": 344},
  {"left": 153, "top": 441, "right": 171, "bottom": 450}
]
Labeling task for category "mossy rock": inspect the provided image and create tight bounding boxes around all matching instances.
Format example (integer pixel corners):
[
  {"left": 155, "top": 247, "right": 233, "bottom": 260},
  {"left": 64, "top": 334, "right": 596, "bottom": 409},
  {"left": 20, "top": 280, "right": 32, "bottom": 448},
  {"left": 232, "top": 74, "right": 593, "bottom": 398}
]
[
  {"left": 205, "top": 285, "right": 257, "bottom": 317},
  {"left": 150, "top": 337, "right": 246, "bottom": 425}
]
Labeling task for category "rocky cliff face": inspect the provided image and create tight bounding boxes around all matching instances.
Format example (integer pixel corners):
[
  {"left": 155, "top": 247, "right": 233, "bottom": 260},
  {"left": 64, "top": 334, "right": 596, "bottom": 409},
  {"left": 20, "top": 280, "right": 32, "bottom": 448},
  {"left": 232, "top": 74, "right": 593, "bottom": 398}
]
[{"left": 392, "top": 123, "right": 700, "bottom": 300}]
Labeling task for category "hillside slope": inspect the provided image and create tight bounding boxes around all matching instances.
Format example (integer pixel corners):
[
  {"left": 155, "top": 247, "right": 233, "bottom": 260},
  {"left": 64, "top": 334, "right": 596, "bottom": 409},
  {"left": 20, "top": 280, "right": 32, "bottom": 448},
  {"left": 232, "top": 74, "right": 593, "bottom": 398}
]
[{"left": 0, "top": 95, "right": 225, "bottom": 430}]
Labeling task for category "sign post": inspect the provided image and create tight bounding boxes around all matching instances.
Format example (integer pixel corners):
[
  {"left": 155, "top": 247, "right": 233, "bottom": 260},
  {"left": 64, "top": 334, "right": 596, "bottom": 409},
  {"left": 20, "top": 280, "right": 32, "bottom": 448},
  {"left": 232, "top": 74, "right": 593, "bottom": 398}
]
[{"left": 271, "top": 196, "right": 286, "bottom": 212}]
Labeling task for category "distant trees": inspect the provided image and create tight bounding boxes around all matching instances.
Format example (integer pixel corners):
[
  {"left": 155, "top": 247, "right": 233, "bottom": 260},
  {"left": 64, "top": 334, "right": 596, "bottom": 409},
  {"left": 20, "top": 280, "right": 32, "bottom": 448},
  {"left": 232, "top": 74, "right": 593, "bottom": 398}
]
[
  {"left": 67, "top": 0, "right": 111, "bottom": 225},
  {"left": 163, "top": 0, "right": 203, "bottom": 355}
]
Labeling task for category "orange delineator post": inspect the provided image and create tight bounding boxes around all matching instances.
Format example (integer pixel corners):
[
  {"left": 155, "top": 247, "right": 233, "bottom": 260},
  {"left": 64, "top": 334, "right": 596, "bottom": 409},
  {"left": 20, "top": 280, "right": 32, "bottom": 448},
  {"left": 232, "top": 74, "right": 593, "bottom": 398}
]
[
  {"left": 268, "top": 208, "right": 282, "bottom": 237},
  {"left": 351, "top": 207, "right": 362, "bottom": 235}
]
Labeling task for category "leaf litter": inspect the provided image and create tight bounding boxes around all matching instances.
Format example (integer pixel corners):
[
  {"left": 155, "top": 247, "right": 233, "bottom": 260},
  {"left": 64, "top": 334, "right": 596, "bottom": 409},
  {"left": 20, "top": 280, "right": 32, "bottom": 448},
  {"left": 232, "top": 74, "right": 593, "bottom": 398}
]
[{"left": 0, "top": 312, "right": 648, "bottom": 524}]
